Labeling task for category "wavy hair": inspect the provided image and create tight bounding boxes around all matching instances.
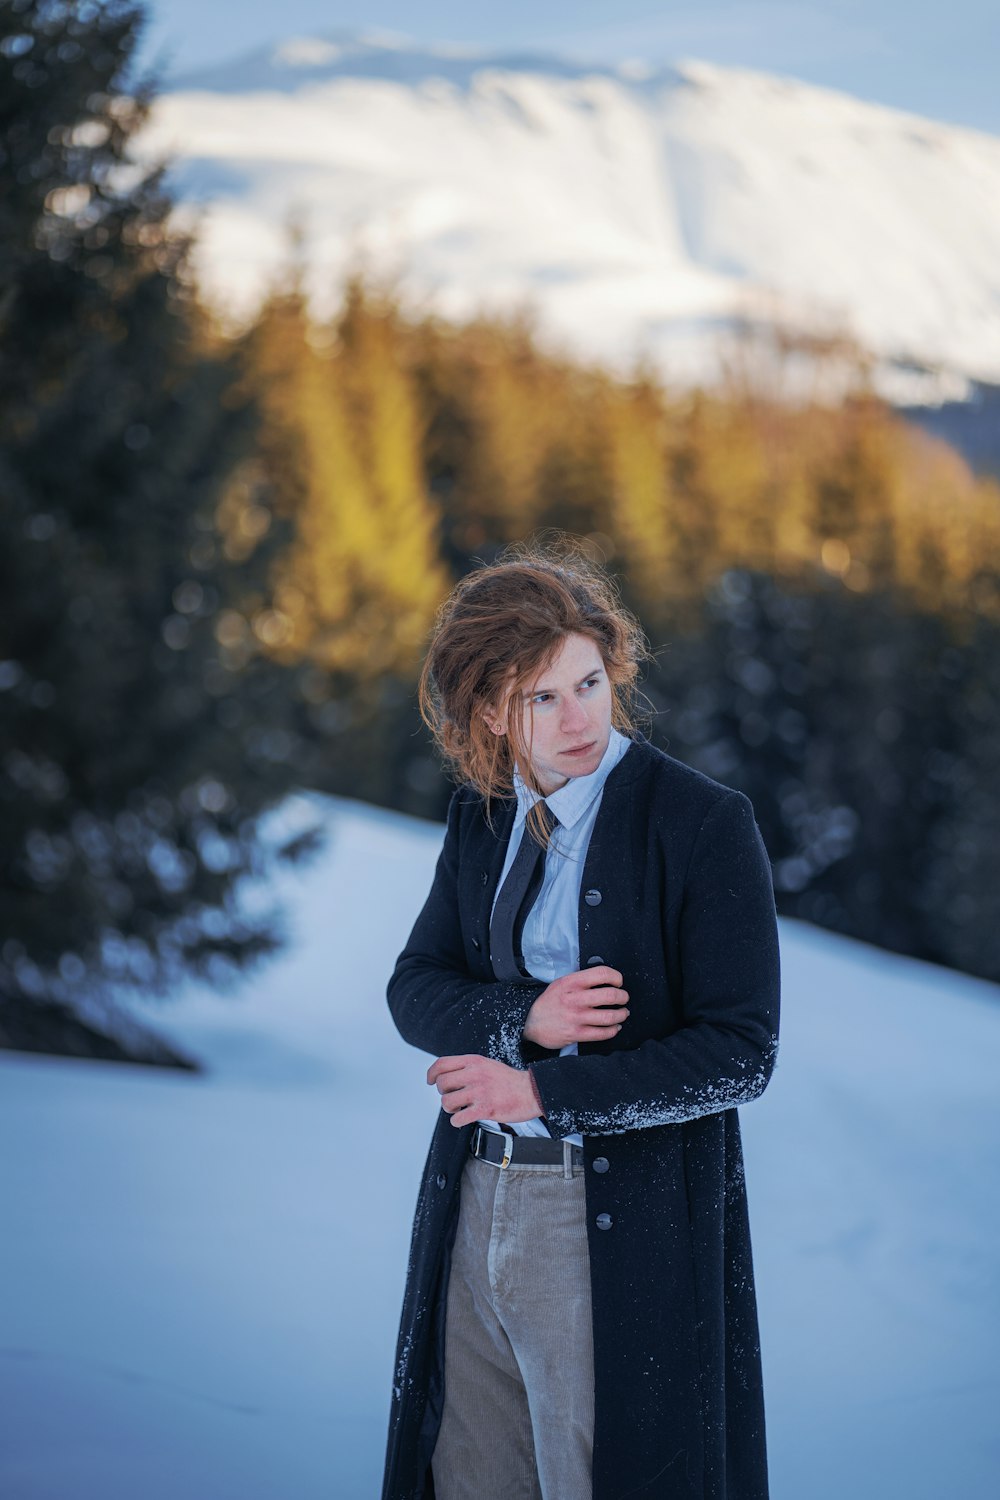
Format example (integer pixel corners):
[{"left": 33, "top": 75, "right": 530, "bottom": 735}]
[{"left": 418, "top": 541, "right": 653, "bottom": 849}]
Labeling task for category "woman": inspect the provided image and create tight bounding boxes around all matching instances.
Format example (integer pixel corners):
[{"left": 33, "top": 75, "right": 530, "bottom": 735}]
[{"left": 381, "top": 549, "right": 781, "bottom": 1500}]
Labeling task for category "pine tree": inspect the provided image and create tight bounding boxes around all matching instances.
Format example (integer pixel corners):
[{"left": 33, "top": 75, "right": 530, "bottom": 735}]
[{"left": 0, "top": 0, "right": 311, "bottom": 1059}]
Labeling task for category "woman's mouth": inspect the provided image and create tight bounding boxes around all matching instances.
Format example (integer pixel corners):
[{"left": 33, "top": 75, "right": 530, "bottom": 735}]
[{"left": 562, "top": 741, "right": 596, "bottom": 757}]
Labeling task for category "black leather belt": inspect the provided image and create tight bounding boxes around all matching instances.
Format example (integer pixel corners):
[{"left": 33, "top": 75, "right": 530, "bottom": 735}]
[{"left": 470, "top": 1124, "right": 584, "bottom": 1169}]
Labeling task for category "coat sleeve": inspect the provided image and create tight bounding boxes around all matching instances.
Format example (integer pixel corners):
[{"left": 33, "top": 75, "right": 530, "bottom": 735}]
[
  {"left": 529, "top": 789, "right": 781, "bottom": 1137},
  {"left": 386, "top": 786, "right": 549, "bottom": 1069}
]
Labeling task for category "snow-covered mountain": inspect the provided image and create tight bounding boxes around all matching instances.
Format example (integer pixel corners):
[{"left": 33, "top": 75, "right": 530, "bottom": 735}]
[
  {"left": 140, "top": 32, "right": 1000, "bottom": 405},
  {"left": 2, "top": 792, "right": 998, "bottom": 1498}
]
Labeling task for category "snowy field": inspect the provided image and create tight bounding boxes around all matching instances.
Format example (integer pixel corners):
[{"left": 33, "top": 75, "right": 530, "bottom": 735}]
[{"left": 1, "top": 793, "right": 998, "bottom": 1499}]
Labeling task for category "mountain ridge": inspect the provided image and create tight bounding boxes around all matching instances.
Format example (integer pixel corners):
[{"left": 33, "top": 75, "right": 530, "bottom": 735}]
[
  {"left": 166, "top": 30, "right": 1000, "bottom": 148},
  {"left": 139, "top": 31, "right": 1000, "bottom": 409}
]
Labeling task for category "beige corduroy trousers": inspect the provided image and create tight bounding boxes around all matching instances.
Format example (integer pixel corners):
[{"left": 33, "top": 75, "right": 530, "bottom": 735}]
[{"left": 430, "top": 1148, "right": 596, "bottom": 1500}]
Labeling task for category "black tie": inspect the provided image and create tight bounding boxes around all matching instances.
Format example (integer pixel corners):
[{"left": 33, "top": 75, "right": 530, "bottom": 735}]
[{"left": 490, "top": 801, "right": 559, "bottom": 982}]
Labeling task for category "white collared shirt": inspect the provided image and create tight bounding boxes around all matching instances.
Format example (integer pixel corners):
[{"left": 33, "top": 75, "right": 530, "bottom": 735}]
[{"left": 479, "top": 725, "right": 634, "bottom": 1146}]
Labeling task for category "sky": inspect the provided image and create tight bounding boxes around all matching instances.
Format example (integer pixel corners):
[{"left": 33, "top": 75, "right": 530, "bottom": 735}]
[{"left": 138, "top": 0, "right": 1000, "bottom": 137}]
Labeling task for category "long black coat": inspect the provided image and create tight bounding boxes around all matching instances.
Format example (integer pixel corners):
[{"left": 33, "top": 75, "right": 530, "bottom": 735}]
[{"left": 381, "top": 734, "right": 781, "bottom": 1500}]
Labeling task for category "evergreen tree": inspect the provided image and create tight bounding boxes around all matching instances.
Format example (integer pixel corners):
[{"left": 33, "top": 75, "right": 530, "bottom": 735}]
[
  {"left": 653, "top": 567, "right": 1000, "bottom": 983},
  {"left": 916, "top": 590, "right": 1000, "bottom": 980},
  {"left": 0, "top": 0, "right": 312, "bottom": 1058}
]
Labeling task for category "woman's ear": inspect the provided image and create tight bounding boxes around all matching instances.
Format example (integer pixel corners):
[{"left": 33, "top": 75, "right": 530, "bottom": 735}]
[
  {"left": 482, "top": 703, "right": 506, "bottom": 737},
  {"left": 482, "top": 674, "right": 515, "bottom": 737}
]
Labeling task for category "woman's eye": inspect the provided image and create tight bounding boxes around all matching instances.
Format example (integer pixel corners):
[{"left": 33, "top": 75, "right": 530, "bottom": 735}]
[{"left": 531, "top": 679, "right": 599, "bottom": 705}]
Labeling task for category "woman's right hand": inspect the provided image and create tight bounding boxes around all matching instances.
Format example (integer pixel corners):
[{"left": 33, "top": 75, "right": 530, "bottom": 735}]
[{"left": 522, "top": 966, "right": 630, "bottom": 1050}]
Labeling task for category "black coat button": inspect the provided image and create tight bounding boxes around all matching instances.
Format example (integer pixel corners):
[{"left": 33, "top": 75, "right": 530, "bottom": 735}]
[
  {"left": 586, "top": 955, "right": 605, "bottom": 967},
  {"left": 584, "top": 889, "right": 602, "bottom": 906},
  {"left": 592, "top": 1157, "right": 610, "bottom": 1174},
  {"left": 596, "top": 1212, "right": 613, "bottom": 1231},
  {"left": 436, "top": 1173, "right": 448, "bottom": 1190}
]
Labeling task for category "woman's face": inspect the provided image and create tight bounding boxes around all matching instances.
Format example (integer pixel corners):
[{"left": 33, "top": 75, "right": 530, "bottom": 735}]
[{"left": 489, "top": 632, "right": 614, "bottom": 795}]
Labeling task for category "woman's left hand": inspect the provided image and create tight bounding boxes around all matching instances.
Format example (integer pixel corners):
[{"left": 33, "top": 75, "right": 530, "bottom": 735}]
[{"left": 427, "top": 1054, "right": 542, "bottom": 1127}]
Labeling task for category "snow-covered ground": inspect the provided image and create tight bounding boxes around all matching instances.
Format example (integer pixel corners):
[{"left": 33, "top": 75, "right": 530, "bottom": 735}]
[
  {"left": 1, "top": 793, "right": 998, "bottom": 1498},
  {"left": 135, "top": 33, "right": 1000, "bottom": 406}
]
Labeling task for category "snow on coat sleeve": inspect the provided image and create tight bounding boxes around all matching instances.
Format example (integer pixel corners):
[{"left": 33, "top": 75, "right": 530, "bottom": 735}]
[
  {"left": 529, "top": 789, "right": 781, "bottom": 1137},
  {"left": 386, "top": 786, "right": 548, "bottom": 1069}
]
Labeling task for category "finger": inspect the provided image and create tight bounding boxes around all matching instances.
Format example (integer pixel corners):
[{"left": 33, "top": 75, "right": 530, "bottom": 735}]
[
  {"left": 449, "top": 1103, "right": 484, "bottom": 1128},
  {"left": 579, "top": 988, "right": 629, "bottom": 1010},
  {"left": 427, "top": 1055, "right": 474, "bottom": 1085},
  {"left": 582, "top": 1022, "right": 624, "bottom": 1038},
  {"left": 581, "top": 966, "right": 623, "bottom": 988},
  {"left": 434, "top": 1072, "right": 470, "bottom": 1097},
  {"left": 440, "top": 1088, "right": 475, "bottom": 1114},
  {"left": 586, "top": 1004, "right": 629, "bottom": 1024}
]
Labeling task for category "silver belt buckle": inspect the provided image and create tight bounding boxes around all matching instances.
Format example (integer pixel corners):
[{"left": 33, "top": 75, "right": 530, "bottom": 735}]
[{"left": 473, "top": 1126, "right": 513, "bottom": 1169}]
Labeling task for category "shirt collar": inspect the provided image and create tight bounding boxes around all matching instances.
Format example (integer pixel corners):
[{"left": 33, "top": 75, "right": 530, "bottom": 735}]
[{"left": 512, "top": 725, "right": 633, "bottom": 831}]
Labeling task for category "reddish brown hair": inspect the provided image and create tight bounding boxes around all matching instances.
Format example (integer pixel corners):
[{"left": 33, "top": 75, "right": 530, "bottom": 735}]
[{"left": 418, "top": 542, "right": 652, "bottom": 846}]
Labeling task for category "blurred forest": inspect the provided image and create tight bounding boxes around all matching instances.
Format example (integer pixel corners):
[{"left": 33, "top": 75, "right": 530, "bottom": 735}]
[{"left": 2, "top": 1, "right": 999, "bottom": 1060}]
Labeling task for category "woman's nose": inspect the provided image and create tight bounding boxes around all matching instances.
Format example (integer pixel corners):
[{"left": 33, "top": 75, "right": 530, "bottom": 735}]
[{"left": 561, "top": 699, "right": 588, "bottom": 731}]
